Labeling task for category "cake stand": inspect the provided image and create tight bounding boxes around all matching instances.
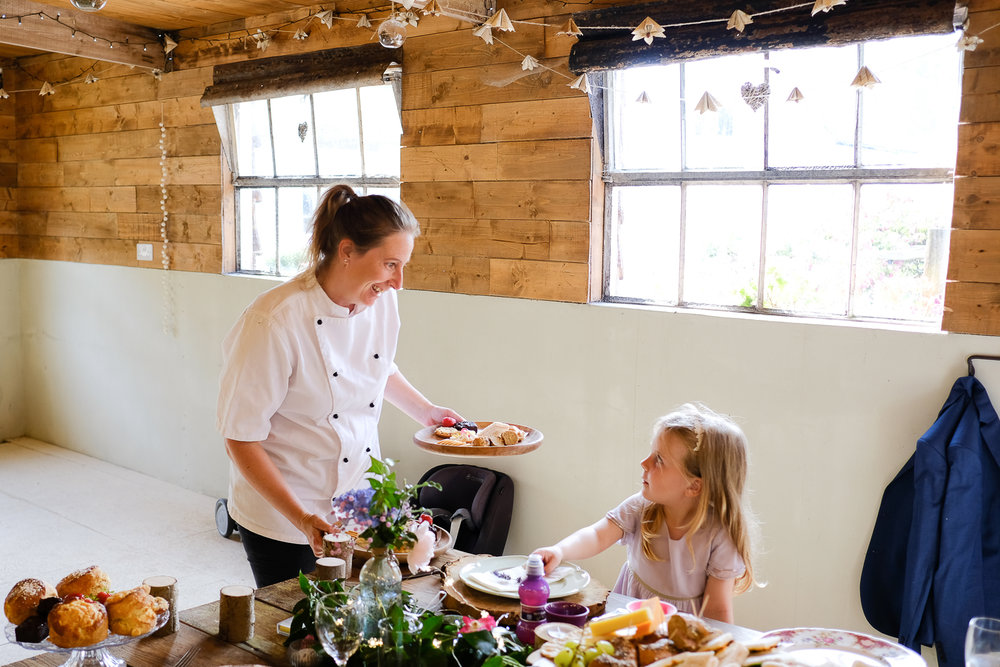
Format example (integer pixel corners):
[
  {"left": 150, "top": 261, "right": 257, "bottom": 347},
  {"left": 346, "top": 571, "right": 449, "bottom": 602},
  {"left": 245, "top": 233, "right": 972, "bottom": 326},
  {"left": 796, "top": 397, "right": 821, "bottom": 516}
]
[{"left": 5, "top": 611, "right": 168, "bottom": 667}]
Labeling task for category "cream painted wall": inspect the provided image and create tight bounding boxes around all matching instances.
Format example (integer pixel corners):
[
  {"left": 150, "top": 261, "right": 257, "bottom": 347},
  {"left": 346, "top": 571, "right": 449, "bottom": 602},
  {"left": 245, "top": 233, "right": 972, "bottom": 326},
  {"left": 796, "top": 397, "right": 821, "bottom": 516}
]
[
  {"left": 12, "top": 259, "right": 1000, "bottom": 647},
  {"left": 0, "top": 259, "right": 23, "bottom": 439}
]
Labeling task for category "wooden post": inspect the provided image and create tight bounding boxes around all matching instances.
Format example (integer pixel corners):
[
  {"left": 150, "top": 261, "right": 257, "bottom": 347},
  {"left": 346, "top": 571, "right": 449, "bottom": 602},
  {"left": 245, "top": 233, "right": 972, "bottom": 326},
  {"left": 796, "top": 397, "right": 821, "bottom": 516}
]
[
  {"left": 315, "top": 557, "right": 347, "bottom": 581},
  {"left": 218, "top": 585, "right": 254, "bottom": 642},
  {"left": 143, "top": 575, "right": 177, "bottom": 636}
]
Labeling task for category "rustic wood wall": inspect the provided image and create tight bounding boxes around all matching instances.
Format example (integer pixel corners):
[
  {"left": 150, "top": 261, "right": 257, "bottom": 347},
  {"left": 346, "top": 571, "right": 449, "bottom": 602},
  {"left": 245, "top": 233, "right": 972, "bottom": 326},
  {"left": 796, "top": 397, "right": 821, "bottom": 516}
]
[{"left": 944, "top": 0, "right": 1000, "bottom": 335}]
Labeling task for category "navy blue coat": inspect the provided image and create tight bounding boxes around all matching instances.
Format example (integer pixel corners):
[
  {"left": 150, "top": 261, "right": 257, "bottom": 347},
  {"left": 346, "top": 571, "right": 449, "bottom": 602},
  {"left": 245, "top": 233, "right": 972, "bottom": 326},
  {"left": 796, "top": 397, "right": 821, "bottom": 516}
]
[{"left": 862, "top": 376, "right": 1000, "bottom": 667}]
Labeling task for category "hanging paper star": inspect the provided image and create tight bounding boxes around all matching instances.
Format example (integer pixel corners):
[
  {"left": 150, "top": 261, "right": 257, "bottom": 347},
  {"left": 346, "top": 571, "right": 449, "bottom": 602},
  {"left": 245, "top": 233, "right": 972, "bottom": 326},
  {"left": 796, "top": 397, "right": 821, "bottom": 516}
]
[
  {"left": 39, "top": 82, "right": 55, "bottom": 96},
  {"left": 851, "top": 65, "right": 880, "bottom": 88},
  {"left": 811, "top": 0, "right": 847, "bottom": 16},
  {"left": 485, "top": 9, "right": 515, "bottom": 32},
  {"left": 399, "top": 0, "right": 416, "bottom": 10},
  {"left": 695, "top": 91, "right": 721, "bottom": 114},
  {"left": 293, "top": 28, "right": 309, "bottom": 40},
  {"left": 636, "top": 91, "right": 651, "bottom": 103},
  {"left": 727, "top": 10, "right": 753, "bottom": 33},
  {"left": 558, "top": 18, "right": 583, "bottom": 37},
  {"left": 357, "top": 14, "right": 372, "bottom": 28},
  {"left": 569, "top": 74, "right": 590, "bottom": 93},
  {"left": 316, "top": 10, "right": 335, "bottom": 28},
  {"left": 473, "top": 24, "right": 494, "bottom": 44},
  {"left": 85, "top": 73, "right": 99, "bottom": 84},
  {"left": 521, "top": 55, "right": 540, "bottom": 70},
  {"left": 151, "top": 69, "right": 163, "bottom": 80},
  {"left": 163, "top": 35, "right": 178, "bottom": 54},
  {"left": 957, "top": 34, "right": 984, "bottom": 51},
  {"left": 786, "top": 87, "right": 804, "bottom": 102},
  {"left": 422, "top": 0, "right": 443, "bottom": 16},
  {"left": 0, "top": 89, "right": 8, "bottom": 99},
  {"left": 400, "top": 10, "right": 419, "bottom": 26},
  {"left": 253, "top": 30, "right": 271, "bottom": 51},
  {"left": 632, "top": 17, "right": 665, "bottom": 45}
]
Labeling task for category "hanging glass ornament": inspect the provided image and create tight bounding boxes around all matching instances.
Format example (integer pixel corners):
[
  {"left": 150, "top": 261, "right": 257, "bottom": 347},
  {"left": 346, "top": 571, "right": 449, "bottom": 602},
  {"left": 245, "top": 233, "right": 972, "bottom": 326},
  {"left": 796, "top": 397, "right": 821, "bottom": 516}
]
[
  {"left": 378, "top": 16, "right": 407, "bottom": 48},
  {"left": 70, "top": 0, "right": 107, "bottom": 11}
]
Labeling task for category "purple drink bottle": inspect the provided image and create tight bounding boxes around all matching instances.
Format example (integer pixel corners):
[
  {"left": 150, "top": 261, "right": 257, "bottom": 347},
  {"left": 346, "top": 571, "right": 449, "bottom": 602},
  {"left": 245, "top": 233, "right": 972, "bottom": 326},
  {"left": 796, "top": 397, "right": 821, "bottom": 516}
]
[{"left": 515, "top": 553, "right": 550, "bottom": 644}]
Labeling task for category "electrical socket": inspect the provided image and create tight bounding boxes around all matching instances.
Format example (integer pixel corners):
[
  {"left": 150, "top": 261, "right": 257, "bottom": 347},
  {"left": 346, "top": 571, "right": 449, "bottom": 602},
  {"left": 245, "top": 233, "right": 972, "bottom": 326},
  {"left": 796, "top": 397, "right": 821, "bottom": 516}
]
[{"left": 136, "top": 243, "right": 154, "bottom": 261}]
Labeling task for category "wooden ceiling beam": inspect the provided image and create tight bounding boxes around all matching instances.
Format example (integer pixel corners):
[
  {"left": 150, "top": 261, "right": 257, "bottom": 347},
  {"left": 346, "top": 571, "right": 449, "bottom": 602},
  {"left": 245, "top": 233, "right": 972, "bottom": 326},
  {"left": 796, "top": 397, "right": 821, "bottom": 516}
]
[{"left": 0, "top": 0, "right": 165, "bottom": 68}]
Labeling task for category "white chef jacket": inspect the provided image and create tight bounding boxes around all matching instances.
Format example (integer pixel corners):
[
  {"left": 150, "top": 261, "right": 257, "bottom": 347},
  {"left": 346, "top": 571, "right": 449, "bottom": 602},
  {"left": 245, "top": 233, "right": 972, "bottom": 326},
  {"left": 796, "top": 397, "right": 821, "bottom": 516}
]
[{"left": 217, "top": 271, "right": 400, "bottom": 544}]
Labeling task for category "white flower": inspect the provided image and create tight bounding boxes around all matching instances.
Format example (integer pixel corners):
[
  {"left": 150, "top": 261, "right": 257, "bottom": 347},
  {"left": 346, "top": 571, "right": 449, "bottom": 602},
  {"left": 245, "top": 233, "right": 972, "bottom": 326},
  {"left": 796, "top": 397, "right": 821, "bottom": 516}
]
[{"left": 407, "top": 521, "right": 436, "bottom": 574}]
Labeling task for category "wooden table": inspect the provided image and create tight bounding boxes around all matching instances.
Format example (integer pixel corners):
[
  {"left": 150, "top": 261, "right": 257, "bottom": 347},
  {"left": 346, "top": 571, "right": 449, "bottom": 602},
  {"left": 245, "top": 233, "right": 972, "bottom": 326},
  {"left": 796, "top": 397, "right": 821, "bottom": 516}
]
[{"left": 6, "top": 550, "right": 759, "bottom": 666}]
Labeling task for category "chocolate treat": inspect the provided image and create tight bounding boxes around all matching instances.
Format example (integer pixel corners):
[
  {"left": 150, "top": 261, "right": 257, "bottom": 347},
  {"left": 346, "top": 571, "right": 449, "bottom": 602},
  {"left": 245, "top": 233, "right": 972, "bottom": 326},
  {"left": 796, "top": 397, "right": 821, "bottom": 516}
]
[
  {"left": 35, "top": 597, "right": 62, "bottom": 618},
  {"left": 454, "top": 421, "right": 478, "bottom": 432},
  {"left": 14, "top": 616, "right": 49, "bottom": 643}
]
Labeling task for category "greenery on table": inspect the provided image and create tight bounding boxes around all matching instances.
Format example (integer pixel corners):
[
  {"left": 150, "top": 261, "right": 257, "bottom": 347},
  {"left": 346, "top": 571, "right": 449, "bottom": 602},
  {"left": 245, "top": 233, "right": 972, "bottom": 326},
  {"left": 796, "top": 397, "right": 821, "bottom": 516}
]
[{"left": 285, "top": 572, "right": 531, "bottom": 666}]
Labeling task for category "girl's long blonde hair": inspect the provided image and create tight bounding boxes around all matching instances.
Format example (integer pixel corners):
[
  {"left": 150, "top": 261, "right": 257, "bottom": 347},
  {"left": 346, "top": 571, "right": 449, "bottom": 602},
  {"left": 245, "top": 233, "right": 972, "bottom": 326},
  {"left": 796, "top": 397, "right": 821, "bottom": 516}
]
[{"left": 640, "top": 403, "right": 757, "bottom": 594}]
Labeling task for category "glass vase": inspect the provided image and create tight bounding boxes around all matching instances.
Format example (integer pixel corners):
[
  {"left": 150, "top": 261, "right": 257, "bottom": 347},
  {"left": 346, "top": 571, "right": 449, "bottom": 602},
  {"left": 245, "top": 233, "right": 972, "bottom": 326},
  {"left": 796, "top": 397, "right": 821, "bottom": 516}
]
[{"left": 358, "top": 547, "right": 402, "bottom": 616}]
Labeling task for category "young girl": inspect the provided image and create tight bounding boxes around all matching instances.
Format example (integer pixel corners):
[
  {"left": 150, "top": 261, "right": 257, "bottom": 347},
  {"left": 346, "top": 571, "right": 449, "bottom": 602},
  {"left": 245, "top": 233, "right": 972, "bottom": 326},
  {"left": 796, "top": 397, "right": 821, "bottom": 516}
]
[{"left": 534, "top": 403, "right": 757, "bottom": 623}]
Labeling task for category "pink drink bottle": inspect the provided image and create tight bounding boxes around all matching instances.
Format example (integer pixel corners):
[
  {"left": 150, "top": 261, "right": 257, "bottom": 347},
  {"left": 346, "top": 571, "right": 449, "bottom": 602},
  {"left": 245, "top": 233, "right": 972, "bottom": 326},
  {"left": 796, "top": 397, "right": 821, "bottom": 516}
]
[{"left": 515, "top": 553, "right": 549, "bottom": 644}]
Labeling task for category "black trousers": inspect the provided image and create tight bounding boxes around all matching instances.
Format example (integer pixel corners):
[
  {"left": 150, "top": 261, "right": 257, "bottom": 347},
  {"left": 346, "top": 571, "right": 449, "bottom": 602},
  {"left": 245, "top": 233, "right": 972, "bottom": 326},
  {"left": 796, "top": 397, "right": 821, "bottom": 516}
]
[{"left": 236, "top": 522, "right": 317, "bottom": 588}]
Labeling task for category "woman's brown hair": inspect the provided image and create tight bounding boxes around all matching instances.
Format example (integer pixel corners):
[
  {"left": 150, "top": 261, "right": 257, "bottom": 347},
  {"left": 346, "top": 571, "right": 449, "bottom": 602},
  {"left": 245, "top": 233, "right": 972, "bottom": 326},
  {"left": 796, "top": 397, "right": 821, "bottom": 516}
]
[{"left": 306, "top": 185, "right": 420, "bottom": 272}]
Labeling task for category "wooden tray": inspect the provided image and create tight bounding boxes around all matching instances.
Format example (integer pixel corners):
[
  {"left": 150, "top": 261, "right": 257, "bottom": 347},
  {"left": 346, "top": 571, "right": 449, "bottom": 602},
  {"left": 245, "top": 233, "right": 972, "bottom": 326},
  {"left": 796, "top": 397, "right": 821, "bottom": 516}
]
[
  {"left": 413, "top": 421, "right": 543, "bottom": 457},
  {"left": 441, "top": 555, "right": 609, "bottom": 627}
]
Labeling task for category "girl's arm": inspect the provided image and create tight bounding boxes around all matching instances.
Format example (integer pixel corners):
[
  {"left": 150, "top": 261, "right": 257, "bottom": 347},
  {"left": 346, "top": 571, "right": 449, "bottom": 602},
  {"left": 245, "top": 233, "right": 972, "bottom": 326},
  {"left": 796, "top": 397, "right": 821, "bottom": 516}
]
[
  {"left": 533, "top": 517, "right": 624, "bottom": 574},
  {"left": 384, "top": 371, "right": 462, "bottom": 426},
  {"left": 225, "top": 438, "right": 334, "bottom": 556},
  {"left": 701, "top": 576, "right": 736, "bottom": 624}
]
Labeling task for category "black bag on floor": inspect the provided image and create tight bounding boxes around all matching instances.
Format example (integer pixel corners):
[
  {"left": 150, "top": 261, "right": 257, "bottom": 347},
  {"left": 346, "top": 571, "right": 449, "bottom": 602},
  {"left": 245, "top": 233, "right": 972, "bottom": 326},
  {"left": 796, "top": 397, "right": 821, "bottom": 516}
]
[{"left": 417, "top": 464, "right": 514, "bottom": 556}]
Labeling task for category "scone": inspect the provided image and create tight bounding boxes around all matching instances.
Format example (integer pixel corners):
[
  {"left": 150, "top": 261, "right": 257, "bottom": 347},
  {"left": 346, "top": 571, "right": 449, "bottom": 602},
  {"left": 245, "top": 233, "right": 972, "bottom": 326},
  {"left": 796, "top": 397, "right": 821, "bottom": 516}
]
[
  {"left": 47, "top": 598, "right": 109, "bottom": 648},
  {"left": 56, "top": 565, "right": 111, "bottom": 599},
  {"left": 105, "top": 584, "right": 168, "bottom": 636},
  {"left": 5, "top": 578, "right": 57, "bottom": 625}
]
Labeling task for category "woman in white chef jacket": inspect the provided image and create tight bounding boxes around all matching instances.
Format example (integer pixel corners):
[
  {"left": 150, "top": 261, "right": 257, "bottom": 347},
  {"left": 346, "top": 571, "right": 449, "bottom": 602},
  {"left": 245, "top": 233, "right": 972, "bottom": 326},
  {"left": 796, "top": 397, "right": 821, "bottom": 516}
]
[{"left": 217, "top": 185, "right": 460, "bottom": 587}]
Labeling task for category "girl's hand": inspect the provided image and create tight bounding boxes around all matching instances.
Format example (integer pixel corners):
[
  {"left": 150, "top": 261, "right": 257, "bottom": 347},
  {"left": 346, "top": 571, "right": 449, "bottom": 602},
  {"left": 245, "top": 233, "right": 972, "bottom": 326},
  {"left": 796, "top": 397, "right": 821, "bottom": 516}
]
[
  {"left": 297, "top": 512, "right": 335, "bottom": 557},
  {"left": 533, "top": 547, "right": 563, "bottom": 575},
  {"left": 422, "top": 405, "right": 463, "bottom": 427}
]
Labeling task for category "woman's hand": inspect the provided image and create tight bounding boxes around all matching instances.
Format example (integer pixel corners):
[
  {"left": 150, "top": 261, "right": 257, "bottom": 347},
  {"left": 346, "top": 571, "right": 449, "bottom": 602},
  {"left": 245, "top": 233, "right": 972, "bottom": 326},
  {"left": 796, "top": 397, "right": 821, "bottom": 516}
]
[
  {"left": 533, "top": 546, "right": 564, "bottom": 575},
  {"left": 297, "top": 512, "right": 335, "bottom": 557},
  {"left": 422, "top": 405, "right": 463, "bottom": 427}
]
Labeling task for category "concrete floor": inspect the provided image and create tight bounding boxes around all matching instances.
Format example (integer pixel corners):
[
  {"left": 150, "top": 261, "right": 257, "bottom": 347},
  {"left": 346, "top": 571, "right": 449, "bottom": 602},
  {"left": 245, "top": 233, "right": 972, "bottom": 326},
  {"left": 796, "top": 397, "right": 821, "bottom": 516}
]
[{"left": 0, "top": 437, "right": 255, "bottom": 665}]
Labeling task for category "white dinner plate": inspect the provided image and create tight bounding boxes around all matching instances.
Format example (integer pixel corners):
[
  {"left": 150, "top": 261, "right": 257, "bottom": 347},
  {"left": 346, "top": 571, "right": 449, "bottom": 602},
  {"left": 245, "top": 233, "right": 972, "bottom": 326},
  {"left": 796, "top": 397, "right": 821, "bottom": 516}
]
[
  {"left": 459, "top": 555, "right": 590, "bottom": 600},
  {"left": 749, "top": 628, "right": 925, "bottom": 667}
]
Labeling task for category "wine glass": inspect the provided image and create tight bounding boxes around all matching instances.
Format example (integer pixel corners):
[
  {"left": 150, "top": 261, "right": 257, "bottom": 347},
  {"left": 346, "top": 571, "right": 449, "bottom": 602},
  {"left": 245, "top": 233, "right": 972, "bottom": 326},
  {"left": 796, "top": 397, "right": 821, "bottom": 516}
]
[
  {"left": 314, "top": 595, "right": 362, "bottom": 667},
  {"left": 966, "top": 617, "right": 1000, "bottom": 667}
]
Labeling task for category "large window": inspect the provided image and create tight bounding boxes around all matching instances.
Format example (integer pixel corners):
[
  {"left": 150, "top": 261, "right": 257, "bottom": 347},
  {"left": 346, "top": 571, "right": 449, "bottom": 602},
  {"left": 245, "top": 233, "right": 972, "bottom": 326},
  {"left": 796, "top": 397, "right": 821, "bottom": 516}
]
[
  {"left": 230, "top": 84, "right": 401, "bottom": 277},
  {"left": 604, "top": 33, "right": 961, "bottom": 325}
]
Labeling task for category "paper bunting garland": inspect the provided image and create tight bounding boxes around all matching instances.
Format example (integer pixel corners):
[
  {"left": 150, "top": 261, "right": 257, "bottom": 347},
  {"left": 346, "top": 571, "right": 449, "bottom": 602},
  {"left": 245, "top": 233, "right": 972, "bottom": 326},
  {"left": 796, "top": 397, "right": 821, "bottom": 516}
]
[
  {"left": 558, "top": 18, "right": 583, "bottom": 37},
  {"left": 473, "top": 24, "right": 493, "bottom": 44},
  {"left": 811, "top": 0, "right": 847, "bottom": 16},
  {"left": 521, "top": 55, "right": 540, "bottom": 71},
  {"left": 357, "top": 14, "right": 372, "bottom": 28},
  {"left": 727, "top": 10, "right": 753, "bottom": 33},
  {"left": 163, "top": 35, "right": 178, "bottom": 54},
  {"left": 957, "top": 34, "right": 984, "bottom": 51},
  {"left": 569, "top": 74, "right": 590, "bottom": 93},
  {"left": 786, "top": 86, "right": 804, "bottom": 102},
  {"left": 740, "top": 81, "right": 770, "bottom": 110},
  {"left": 485, "top": 9, "right": 514, "bottom": 32},
  {"left": 422, "top": 0, "right": 443, "bottom": 16},
  {"left": 39, "top": 82, "right": 55, "bottom": 96},
  {"left": 316, "top": 10, "right": 335, "bottom": 28},
  {"left": 850, "top": 65, "right": 880, "bottom": 88},
  {"left": 293, "top": 28, "right": 309, "bottom": 40},
  {"left": 632, "top": 17, "right": 665, "bottom": 45},
  {"left": 636, "top": 91, "right": 651, "bottom": 103},
  {"left": 695, "top": 91, "right": 721, "bottom": 114}
]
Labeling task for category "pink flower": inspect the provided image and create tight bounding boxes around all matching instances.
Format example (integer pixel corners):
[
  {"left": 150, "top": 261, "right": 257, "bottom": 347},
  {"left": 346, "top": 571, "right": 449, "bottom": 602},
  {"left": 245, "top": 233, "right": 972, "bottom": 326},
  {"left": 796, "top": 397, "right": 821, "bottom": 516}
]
[
  {"left": 460, "top": 613, "right": 497, "bottom": 634},
  {"left": 407, "top": 521, "right": 436, "bottom": 574}
]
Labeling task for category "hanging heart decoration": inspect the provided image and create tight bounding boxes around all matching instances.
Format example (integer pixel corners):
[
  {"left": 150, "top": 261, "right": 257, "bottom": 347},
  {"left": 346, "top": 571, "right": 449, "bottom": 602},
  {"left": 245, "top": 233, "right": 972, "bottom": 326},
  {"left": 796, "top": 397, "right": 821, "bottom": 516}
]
[{"left": 740, "top": 82, "right": 770, "bottom": 111}]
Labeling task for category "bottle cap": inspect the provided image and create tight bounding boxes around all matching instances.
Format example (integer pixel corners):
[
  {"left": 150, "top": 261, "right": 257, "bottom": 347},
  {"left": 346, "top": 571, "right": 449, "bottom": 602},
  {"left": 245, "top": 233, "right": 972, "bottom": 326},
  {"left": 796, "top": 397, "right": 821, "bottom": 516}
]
[{"left": 525, "top": 553, "right": 545, "bottom": 577}]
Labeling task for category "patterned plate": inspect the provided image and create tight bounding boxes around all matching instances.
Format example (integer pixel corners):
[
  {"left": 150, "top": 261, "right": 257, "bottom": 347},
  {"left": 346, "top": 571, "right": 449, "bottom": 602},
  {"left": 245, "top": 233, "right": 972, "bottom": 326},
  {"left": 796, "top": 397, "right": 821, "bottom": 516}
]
[{"left": 750, "top": 628, "right": 925, "bottom": 667}]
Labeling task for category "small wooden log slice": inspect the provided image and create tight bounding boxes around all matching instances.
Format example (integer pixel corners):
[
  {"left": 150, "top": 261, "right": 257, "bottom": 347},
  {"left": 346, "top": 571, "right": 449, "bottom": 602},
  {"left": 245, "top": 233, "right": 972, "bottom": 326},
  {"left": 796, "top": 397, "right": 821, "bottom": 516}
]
[
  {"left": 442, "top": 555, "right": 609, "bottom": 627},
  {"left": 218, "top": 584, "right": 255, "bottom": 642},
  {"left": 314, "top": 557, "right": 347, "bottom": 581},
  {"left": 143, "top": 575, "right": 178, "bottom": 636}
]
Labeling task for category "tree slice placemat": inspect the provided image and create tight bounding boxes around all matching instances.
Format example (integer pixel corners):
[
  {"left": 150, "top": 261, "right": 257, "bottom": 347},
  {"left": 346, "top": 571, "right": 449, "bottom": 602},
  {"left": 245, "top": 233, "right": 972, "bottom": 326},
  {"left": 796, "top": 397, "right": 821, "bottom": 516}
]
[{"left": 442, "top": 555, "right": 609, "bottom": 626}]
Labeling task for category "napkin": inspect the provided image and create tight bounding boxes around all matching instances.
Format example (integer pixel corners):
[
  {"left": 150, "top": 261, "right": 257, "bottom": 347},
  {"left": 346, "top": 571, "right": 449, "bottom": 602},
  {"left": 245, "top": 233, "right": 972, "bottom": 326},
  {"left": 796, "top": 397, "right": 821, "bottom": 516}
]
[{"left": 466, "top": 564, "right": 576, "bottom": 594}]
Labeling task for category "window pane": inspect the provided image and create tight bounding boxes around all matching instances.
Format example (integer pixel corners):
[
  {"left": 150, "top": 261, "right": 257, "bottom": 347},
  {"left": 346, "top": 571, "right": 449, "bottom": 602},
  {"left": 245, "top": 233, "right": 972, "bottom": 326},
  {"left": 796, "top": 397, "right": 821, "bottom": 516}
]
[
  {"left": 365, "top": 186, "right": 402, "bottom": 201},
  {"left": 607, "top": 186, "right": 681, "bottom": 303},
  {"left": 861, "top": 34, "right": 961, "bottom": 167},
  {"left": 768, "top": 46, "right": 857, "bottom": 168},
  {"left": 611, "top": 66, "right": 681, "bottom": 171},
  {"left": 277, "top": 187, "right": 318, "bottom": 277},
  {"left": 233, "top": 100, "right": 274, "bottom": 177},
  {"left": 314, "top": 89, "right": 362, "bottom": 177},
  {"left": 270, "top": 95, "right": 317, "bottom": 177},
  {"left": 853, "top": 183, "right": 952, "bottom": 322},
  {"left": 360, "top": 85, "right": 401, "bottom": 177},
  {"left": 684, "top": 53, "right": 766, "bottom": 170},
  {"left": 765, "top": 184, "right": 854, "bottom": 314},
  {"left": 238, "top": 188, "right": 276, "bottom": 274},
  {"left": 683, "top": 184, "right": 762, "bottom": 306}
]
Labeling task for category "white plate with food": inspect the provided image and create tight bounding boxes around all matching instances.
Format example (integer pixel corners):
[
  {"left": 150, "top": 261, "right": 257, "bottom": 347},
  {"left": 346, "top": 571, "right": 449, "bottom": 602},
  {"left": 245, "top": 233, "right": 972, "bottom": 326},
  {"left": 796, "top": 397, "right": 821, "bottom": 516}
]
[
  {"left": 459, "top": 555, "right": 590, "bottom": 599},
  {"left": 413, "top": 420, "right": 543, "bottom": 457},
  {"left": 747, "top": 628, "right": 924, "bottom": 667}
]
